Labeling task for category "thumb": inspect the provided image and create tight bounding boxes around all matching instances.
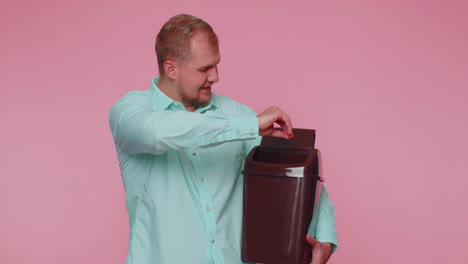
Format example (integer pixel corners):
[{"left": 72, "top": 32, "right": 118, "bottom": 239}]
[{"left": 306, "top": 235, "right": 319, "bottom": 247}]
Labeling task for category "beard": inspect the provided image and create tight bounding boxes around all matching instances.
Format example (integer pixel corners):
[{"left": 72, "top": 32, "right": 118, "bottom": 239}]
[{"left": 178, "top": 87, "right": 211, "bottom": 108}]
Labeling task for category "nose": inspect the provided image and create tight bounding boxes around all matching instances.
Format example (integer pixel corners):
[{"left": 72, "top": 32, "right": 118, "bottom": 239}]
[{"left": 207, "top": 66, "right": 219, "bottom": 83}]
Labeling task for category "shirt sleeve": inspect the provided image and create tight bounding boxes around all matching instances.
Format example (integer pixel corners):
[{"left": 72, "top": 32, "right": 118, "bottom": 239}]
[
  {"left": 109, "top": 93, "right": 259, "bottom": 155},
  {"left": 307, "top": 185, "right": 339, "bottom": 253},
  {"left": 242, "top": 108, "right": 262, "bottom": 157}
]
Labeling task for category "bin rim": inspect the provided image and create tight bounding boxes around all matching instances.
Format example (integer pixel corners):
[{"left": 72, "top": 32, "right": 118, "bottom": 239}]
[
  {"left": 242, "top": 168, "right": 323, "bottom": 180},
  {"left": 243, "top": 146, "right": 323, "bottom": 180}
]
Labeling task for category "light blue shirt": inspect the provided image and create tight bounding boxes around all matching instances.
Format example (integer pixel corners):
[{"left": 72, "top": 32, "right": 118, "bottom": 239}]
[{"left": 109, "top": 77, "right": 338, "bottom": 264}]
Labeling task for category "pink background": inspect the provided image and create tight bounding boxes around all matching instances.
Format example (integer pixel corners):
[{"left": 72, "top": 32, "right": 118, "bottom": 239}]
[{"left": 2, "top": 0, "right": 467, "bottom": 263}]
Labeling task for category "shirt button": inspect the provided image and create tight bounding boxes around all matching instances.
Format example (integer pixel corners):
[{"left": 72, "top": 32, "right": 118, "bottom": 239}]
[
  {"left": 210, "top": 237, "right": 215, "bottom": 243},
  {"left": 200, "top": 178, "right": 205, "bottom": 182},
  {"left": 192, "top": 151, "right": 197, "bottom": 156},
  {"left": 237, "top": 131, "right": 242, "bottom": 136},
  {"left": 249, "top": 130, "right": 255, "bottom": 135},
  {"left": 206, "top": 206, "right": 211, "bottom": 211}
]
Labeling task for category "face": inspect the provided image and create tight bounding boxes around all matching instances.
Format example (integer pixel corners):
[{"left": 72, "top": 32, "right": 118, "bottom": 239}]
[{"left": 175, "top": 32, "right": 220, "bottom": 111}]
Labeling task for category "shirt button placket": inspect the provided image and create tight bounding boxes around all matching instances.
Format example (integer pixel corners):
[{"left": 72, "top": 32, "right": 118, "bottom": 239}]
[{"left": 189, "top": 149, "right": 220, "bottom": 262}]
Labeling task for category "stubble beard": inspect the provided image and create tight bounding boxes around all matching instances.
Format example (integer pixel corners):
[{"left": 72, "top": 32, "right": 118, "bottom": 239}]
[{"left": 178, "top": 87, "right": 211, "bottom": 109}]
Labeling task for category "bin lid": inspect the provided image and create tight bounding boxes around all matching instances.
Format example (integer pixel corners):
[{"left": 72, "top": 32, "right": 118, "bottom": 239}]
[
  {"left": 243, "top": 147, "right": 321, "bottom": 179},
  {"left": 260, "top": 128, "right": 315, "bottom": 149},
  {"left": 243, "top": 128, "right": 323, "bottom": 180}
]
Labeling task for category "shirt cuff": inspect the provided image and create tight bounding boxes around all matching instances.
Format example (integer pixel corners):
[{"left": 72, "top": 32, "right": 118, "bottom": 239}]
[
  {"left": 193, "top": 116, "right": 259, "bottom": 146},
  {"left": 229, "top": 116, "right": 259, "bottom": 139},
  {"left": 308, "top": 207, "right": 339, "bottom": 253}
]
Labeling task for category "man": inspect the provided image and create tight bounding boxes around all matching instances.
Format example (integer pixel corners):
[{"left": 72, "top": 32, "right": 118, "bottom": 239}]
[{"left": 109, "top": 14, "right": 337, "bottom": 264}]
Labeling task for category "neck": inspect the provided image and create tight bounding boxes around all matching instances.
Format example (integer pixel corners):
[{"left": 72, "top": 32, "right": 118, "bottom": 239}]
[
  {"left": 157, "top": 75, "right": 178, "bottom": 101},
  {"left": 157, "top": 76, "right": 197, "bottom": 112}
]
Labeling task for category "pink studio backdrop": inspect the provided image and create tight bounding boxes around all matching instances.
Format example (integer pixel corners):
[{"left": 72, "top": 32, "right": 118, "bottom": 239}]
[{"left": 2, "top": 0, "right": 467, "bottom": 263}]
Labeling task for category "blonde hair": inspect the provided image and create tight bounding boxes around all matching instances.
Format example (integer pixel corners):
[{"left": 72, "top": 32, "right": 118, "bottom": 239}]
[{"left": 155, "top": 14, "right": 218, "bottom": 75}]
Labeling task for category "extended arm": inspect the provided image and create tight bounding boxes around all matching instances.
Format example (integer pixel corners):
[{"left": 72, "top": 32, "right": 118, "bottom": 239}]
[{"left": 109, "top": 93, "right": 293, "bottom": 155}]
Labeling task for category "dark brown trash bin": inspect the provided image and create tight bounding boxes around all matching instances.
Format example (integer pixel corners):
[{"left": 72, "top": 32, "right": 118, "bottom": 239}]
[{"left": 241, "top": 128, "right": 323, "bottom": 264}]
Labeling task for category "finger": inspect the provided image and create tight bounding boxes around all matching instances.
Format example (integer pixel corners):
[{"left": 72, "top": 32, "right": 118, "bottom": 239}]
[
  {"left": 257, "top": 107, "right": 281, "bottom": 131},
  {"left": 261, "top": 126, "right": 273, "bottom": 137},
  {"left": 270, "top": 129, "right": 291, "bottom": 140},
  {"left": 277, "top": 111, "right": 293, "bottom": 137},
  {"left": 276, "top": 119, "right": 294, "bottom": 138},
  {"left": 306, "top": 235, "right": 318, "bottom": 247}
]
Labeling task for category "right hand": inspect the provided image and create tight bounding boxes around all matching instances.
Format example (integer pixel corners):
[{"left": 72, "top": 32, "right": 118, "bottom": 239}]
[
  {"left": 306, "top": 235, "right": 333, "bottom": 264},
  {"left": 257, "top": 106, "right": 294, "bottom": 139}
]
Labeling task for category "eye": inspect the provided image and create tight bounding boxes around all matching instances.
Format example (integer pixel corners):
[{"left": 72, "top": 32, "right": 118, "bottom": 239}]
[{"left": 199, "top": 67, "right": 209, "bottom": 72}]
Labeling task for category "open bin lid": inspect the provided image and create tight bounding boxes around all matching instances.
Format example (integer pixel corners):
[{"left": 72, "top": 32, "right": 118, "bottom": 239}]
[
  {"left": 260, "top": 128, "right": 315, "bottom": 150},
  {"left": 243, "top": 128, "right": 323, "bottom": 181}
]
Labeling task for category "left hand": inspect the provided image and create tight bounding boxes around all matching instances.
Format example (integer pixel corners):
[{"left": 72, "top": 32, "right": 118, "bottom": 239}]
[{"left": 306, "top": 235, "right": 333, "bottom": 264}]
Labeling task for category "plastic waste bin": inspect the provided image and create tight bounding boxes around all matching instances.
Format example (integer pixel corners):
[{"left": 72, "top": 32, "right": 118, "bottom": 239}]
[{"left": 241, "top": 128, "right": 323, "bottom": 264}]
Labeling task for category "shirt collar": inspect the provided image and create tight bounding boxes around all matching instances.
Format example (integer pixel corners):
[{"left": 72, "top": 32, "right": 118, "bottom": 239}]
[{"left": 149, "top": 77, "right": 217, "bottom": 112}]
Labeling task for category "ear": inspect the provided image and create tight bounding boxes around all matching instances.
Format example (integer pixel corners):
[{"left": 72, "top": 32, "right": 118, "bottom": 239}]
[{"left": 163, "top": 59, "right": 177, "bottom": 80}]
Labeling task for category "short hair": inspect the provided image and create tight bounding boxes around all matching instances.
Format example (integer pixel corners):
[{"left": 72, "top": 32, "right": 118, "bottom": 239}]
[{"left": 155, "top": 14, "right": 219, "bottom": 75}]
